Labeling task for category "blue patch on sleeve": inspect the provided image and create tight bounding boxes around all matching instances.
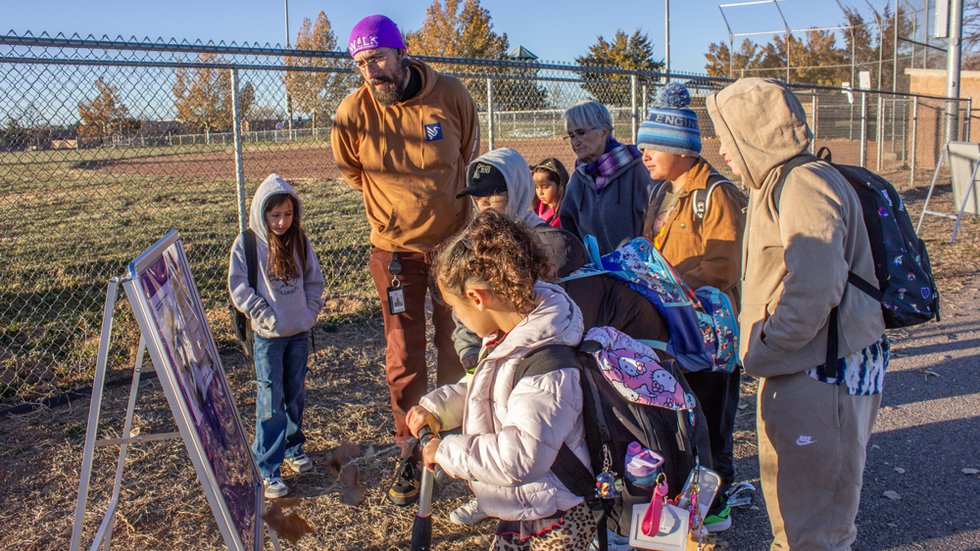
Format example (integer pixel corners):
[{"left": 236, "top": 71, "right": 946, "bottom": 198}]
[{"left": 424, "top": 122, "right": 443, "bottom": 142}]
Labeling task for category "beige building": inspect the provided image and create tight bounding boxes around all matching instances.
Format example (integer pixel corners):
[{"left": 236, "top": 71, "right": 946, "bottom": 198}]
[{"left": 905, "top": 68, "right": 980, "bottom": 168}]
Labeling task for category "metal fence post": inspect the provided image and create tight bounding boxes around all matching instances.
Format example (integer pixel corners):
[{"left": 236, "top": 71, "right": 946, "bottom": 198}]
[
  {"left": 910, "top": 96, "right": 918, "bottom": 188},
  {"left": 876, "top": 94, "right": 884, "bottom": 172},
  {"left": 631, "top": 75, "right": 638, "bottom": 142},
  {"left": 642, "top": 84, "right": 648, "bottom": 119},
  {"left": 486, "top": 78, "right": 495, "bottom": 151},
  {"left": 231, "top": 68, "right": 247, "bottom": 235},
  {"left": 810, "top": 95, "right": 818, "bottom": 153},
  {"left": 966, "top": 98, "right": 973, "bottom": 141},
  {"left": 860, "top": 92, "right": 868, "bottom": 168}
]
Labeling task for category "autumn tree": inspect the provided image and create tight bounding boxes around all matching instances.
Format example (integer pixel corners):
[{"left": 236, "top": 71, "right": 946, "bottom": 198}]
[
  {"left": 705, "top": 39, "right": 762, "bottom": 78},
  {"left": 284, "top": 11, "right": 358, "bottom": 129},
  {"left": 77, "top": 76, "right": 131, "bottom": 144},
  {"left": 405, "top": 0, "right": 539, "bottom": 107},
  {"left": 407, "top": 0, "right": 507, "bottom": 61},
  {"left": 173, "top": 53, "right": 255, "bottom": 137},
  {"left": 576, "top": 30, "right": 663, "bottom": 107}
]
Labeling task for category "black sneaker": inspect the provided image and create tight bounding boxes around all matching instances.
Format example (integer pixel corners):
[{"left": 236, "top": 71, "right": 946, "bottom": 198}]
[{"left": 387, "top": 455, "right": 420, "bottom": 506}]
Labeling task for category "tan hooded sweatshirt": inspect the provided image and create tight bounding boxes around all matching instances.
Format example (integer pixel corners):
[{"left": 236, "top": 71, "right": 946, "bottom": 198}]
[
  {"left": 332, "top": 58, "right": 480, "bottom": 253},
  {"left": 706, "top": 78, "right": 883, "bottom": 378}
]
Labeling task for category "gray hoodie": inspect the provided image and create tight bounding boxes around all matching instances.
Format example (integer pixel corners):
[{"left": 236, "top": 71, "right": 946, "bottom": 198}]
[
  {"left": 453, "top": 149, "right": 586, "bottom": 366},
  {"left": 463, "top": 148, "right": 586, "bottom": 278},
  {"left": 228, "top": 173, "right": 325, "bottom": 339}
]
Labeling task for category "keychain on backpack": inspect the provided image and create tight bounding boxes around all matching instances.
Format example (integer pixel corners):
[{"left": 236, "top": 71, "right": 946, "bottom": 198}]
[
  {"left": 595, "top": 445, "right": 622, "bottom": 499},
  {"left": 641, "top": 474, "right": 669, "bottom": 536},
  {"left": 386, "top": 254, "right": 406, "bottom": 315}
]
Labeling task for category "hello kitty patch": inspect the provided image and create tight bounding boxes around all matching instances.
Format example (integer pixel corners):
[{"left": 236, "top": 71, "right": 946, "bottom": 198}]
[{"left": 584, "top": 326, "right": 695, "bottom": 411}]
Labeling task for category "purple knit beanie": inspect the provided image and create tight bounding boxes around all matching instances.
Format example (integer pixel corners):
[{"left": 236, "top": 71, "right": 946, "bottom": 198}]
[{"left": 348, "top": 15, "right": 407, "bottom": 57}]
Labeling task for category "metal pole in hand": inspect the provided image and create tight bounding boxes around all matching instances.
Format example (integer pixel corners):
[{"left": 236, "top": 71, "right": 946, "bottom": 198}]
[{"left": 411, "top": 427, "right": 438, "bottom": 551}]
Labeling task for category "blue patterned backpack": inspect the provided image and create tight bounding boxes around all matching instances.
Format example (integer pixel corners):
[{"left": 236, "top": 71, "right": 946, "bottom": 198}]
[
  {"left": 776, "top": 148, "right": 940, "bottom": 328},
  {"left": 562, "top": 235, "right": 740, "bottom": 373}
]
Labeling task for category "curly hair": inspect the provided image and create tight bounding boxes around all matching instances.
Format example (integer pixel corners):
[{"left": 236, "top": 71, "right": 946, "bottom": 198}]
[
  {"left": 433, "top": 210, "right": 554, "bottom": 316},
  {"left": 265, "top": 193, "right": 308, "bottom": 281}
]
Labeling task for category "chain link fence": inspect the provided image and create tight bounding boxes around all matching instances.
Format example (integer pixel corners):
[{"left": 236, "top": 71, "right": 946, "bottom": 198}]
[{"left": 0, "top": 32, "right": 969, "bottom": 406}]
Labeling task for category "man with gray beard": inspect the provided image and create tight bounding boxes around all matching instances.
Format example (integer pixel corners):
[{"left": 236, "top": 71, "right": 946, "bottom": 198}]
[{"left": 331, "top": 14, "right": 480, "bottom": 506}]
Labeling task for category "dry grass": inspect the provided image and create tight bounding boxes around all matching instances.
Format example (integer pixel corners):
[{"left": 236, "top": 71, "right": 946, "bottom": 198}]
[{"left": 0, "top": 169, "right": 977, "bottom": 550}]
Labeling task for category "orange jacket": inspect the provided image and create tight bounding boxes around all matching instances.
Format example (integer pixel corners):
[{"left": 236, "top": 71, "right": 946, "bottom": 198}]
[
  {"left": 643, "top": 157, "right": 746, "bottom": 312},
  {"left": 331, "top": 58, "right": 480, "bottom": 253}
]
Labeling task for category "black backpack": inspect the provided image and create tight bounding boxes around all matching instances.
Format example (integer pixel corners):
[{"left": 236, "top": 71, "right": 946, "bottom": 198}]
[
  {"left": 228, "top": 229, "right": 258, "bottom": 361},
  {"left": 776, "top": 148, "right": 940, "bottom": 329},
  {"left": 514, "top": 336, "right": 708, "bottom": 547}
]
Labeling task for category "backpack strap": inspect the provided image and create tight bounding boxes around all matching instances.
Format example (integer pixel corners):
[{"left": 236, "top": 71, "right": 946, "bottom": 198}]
[
  {"left": 692, "top": 173, "right": 735, "bottom": 221},
  {"left": 514, "top": 345, "right": 602, "bottom": 499},
  {"left": 772, "top": 154, "right": 819, "bottom": 214},
  {"left": 244, "top": 229, "right": 258, "bottom": 293},
  {"left": 770, "top": 152, "right": 879, "bottom": 380}
]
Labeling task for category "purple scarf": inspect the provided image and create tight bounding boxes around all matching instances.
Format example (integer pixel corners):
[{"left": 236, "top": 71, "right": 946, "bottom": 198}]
[{"left": 577, "top": 138, "right": 642, "bottom": 191}]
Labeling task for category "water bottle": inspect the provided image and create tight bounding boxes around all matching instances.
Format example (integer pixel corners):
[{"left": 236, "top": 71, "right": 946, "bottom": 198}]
[{"left": 624, "top": 441, "right": 661, "bottom": 488}]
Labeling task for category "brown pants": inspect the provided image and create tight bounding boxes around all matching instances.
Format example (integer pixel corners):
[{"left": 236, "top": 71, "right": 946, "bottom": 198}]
[
  {"left": 757, "top": 371, "right": 881, "bottom": 551},
  {"left": 368, "top": 248, "right": 463, "bottom": 440}
]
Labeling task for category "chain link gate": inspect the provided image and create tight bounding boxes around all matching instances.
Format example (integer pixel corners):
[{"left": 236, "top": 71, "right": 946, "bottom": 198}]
[{"left": 0, "top": 32, "right": 969, "bottom": 406}]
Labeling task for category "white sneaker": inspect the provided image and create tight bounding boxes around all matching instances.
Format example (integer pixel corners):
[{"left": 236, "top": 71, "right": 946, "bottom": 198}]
[
  {"left": 449, "top": 498, "right": 489, "bottom": 526},
  {"left": 283, "top": 453, "right": 313, "bottom": 473},
  {"left": 263, "top": 476, "right": 289, "bottom": 499}
]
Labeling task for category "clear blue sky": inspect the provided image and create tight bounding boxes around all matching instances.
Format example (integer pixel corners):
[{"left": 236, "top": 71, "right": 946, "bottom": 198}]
[{"left": 2, "top": 0, "right": 905, "bottom": 74}]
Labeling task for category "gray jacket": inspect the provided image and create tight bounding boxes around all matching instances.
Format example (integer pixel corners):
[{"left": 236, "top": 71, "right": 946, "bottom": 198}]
[
  {"left": 559, "top": 153, "right": 655, "bottom": 255},
  {"left": 453, "top": 149, "right": 586, "bottom": 367},
  {"left": 228, "top": 173, "right": 325, "bottom": 339}
]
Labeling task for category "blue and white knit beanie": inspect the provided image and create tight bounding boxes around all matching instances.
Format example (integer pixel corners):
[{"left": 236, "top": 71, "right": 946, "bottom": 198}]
[{"left": 636, "top": 82, "right": 702, "bottom": 156}]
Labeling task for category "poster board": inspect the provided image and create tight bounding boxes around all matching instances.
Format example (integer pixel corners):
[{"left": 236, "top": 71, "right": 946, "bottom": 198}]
[
  {"left": 125, "top": 230, "right": 263, "bottom": 551},
  {"left": 947, "top": 141, "right": 980, "bottom": 216}
]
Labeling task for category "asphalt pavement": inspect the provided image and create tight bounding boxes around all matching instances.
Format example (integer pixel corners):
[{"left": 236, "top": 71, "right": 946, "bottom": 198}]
[{"left": 719, "top": 274, "right": 980, "bottom": 551}]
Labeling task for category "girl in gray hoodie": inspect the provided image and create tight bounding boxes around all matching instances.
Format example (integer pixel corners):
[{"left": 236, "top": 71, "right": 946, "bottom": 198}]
[{"left": 228, "top": 173, "right": 325, "bottom": 499}]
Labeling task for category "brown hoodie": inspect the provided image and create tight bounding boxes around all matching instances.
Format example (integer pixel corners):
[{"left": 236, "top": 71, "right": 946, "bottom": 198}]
[
  {"left": 706, "top": 78, "right": 883, "bottom": 378},
  {"left": 331, "top": 58, "right": 480, "bottom": 253}
]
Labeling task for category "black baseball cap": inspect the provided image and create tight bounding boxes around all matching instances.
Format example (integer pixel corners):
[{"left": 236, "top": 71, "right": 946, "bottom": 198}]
[{"left": 456, "top": 162, "right": 508, "bottom": 198}]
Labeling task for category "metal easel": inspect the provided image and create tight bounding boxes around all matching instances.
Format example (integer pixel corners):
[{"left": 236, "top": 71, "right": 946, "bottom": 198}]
[{"left": 917, "top": 141, "right": 980, "bottom": 243}]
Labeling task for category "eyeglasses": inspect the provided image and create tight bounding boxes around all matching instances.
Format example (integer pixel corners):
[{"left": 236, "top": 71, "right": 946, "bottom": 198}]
[
  {"left": 563, "top": 127, "right": 599, "bottom": 143},
  {"left": 354, "top": 48, "right": 393, "bottom": 72}
]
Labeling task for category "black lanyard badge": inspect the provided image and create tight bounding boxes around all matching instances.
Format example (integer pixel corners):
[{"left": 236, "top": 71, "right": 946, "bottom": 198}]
[{"left": 386, "top": 253, "right": 406, "bottom": 315}]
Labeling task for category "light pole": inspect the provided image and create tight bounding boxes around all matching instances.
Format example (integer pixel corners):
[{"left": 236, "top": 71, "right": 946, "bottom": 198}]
[
  {"left": 946, "top": 0, "right": 964, "bottom": 144},
  {"left": 284, "top": 0, "right": 293, "bottom": 133}
]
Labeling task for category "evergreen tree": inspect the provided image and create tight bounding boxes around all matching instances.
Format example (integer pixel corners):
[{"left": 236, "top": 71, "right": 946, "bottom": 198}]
[{"left": 576, "top": 30, "right": 663, "bottom": 107}]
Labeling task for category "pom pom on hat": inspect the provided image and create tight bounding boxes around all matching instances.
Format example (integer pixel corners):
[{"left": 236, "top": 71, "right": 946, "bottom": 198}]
[
  {"left": 655, "top": 81, "right": 692, "bottom": 109},
  {"left": 636, "top": 82, "right": 701, "bottom": 157}
]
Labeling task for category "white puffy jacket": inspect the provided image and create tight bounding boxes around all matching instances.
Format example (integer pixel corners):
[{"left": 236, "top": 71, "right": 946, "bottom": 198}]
[{"left": 420, "top": 281, "right": 589, "bottom": 521}]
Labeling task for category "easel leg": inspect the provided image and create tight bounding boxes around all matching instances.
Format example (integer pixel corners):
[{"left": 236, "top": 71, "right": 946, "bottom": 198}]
[
  {"left": 918, "top": 146, "right": 947, "bottom": 233},
  {"left": 70, "top": 280, "right": 120, "bottom": 551},
  {"left": 100, "top": 337, "right": 147, "bottom": 550},
  {"left": 950, "top": 173, "right": 979, "bottom": 242}
]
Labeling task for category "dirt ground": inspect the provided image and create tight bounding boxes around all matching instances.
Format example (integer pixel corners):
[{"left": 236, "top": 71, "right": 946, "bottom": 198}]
[
  {"left": 0, "top": 172, "right": 978, "bottom": 550},
  {"left": 89, "top": 137, "right": 879, "bottom": 185}
]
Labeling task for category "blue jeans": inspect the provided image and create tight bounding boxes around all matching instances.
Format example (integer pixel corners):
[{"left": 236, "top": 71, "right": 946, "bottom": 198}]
[{"left": 252, "top": 331, "right": 309, "bottom": 478}]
